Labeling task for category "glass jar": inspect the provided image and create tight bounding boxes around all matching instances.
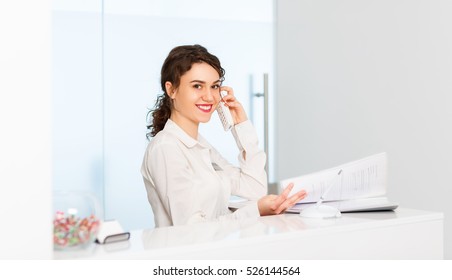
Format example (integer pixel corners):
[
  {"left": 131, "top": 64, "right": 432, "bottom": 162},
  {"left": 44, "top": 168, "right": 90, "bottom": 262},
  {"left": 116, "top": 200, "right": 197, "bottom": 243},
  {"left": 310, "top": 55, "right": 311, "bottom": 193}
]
[{"left": 53, "top": 191, "right": 102, "bottom": 250}]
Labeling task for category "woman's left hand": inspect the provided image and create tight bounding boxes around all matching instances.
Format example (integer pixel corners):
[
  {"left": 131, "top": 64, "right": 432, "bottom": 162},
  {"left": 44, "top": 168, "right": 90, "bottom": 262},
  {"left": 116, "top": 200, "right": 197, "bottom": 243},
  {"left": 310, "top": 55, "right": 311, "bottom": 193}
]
[
  {"left": 219, "top": 86, "right": 248, "bottom": 125},
  {"left": 258, "top": 183, "right": 308, "bottom": 216}
]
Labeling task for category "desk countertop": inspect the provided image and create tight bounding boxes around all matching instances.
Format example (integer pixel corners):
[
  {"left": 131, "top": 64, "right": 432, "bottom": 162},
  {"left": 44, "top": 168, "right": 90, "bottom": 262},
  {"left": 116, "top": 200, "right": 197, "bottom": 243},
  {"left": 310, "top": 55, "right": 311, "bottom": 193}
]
[{"left": 54, "top": 208, "right": 443, "bottom": 259}]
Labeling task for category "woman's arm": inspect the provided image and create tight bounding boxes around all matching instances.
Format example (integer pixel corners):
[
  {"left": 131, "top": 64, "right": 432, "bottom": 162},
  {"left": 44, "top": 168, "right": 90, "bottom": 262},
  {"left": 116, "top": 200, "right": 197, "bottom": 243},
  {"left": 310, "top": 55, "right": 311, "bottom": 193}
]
[{"left": 208, "top": 120, "right": 267, "bottom": 200}]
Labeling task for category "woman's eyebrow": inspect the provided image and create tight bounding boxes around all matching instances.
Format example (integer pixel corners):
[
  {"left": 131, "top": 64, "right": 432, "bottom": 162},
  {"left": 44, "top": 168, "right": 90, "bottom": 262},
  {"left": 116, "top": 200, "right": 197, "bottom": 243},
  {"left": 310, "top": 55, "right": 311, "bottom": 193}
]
[
  {"left": 190, "top": 80, "right": 206, "bottom": 84},
  {"left": 190, "top": 79, "right": 222, "bottom": 84}
]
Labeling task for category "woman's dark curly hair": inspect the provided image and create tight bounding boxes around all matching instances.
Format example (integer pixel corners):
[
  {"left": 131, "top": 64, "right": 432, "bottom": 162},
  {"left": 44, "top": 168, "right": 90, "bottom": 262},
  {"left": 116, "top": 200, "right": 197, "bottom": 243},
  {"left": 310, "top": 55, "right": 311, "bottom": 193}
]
[{"left": 146, "top": 44, "right": 225, "bottom": 138}]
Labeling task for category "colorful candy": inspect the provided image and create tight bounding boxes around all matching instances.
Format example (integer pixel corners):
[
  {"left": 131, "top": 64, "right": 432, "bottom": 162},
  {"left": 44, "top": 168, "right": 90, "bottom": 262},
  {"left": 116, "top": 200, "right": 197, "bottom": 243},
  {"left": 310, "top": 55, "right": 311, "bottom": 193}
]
[{"left": 53, "top": 211, "right": 100, "bottom": 249}]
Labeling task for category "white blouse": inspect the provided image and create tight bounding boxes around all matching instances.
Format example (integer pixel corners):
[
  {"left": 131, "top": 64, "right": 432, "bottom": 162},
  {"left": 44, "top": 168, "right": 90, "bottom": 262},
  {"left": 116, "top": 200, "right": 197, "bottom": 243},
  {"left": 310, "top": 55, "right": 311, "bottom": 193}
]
[{"left": 141, "top": 119, "right": 267, "bottom": 227}]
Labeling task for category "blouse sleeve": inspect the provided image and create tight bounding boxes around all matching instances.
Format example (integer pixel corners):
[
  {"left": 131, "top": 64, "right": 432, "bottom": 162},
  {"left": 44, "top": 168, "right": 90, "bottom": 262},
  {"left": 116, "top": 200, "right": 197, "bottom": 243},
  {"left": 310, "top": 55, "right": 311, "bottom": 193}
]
[{"left": 209, "top": 120, "right": 268, "bottom": 200}]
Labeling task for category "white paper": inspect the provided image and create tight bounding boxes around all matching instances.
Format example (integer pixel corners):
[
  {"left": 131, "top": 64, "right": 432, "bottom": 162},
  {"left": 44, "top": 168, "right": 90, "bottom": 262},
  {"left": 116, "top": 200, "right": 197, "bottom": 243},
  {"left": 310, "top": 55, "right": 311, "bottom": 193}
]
[{"left": 280, "top": 152, "right": 387, "bottom": 203}]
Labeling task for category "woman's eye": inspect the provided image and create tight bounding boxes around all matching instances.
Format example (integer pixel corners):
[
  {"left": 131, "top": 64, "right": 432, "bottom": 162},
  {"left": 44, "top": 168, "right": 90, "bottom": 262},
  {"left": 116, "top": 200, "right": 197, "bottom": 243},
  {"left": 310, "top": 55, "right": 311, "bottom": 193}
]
[
  {"left": 194, "top": 84, "right": 202, "bottom": 89},
  {"left": 212, "top": 84, "right": 220, "bottom": 89}
]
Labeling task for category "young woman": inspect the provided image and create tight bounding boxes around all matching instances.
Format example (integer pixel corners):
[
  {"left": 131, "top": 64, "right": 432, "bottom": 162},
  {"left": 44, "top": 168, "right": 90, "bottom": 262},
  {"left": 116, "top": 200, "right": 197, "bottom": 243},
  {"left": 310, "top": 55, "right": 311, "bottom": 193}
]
[{"left": 141, "top": 45, "right": 307, "bottom": 227}]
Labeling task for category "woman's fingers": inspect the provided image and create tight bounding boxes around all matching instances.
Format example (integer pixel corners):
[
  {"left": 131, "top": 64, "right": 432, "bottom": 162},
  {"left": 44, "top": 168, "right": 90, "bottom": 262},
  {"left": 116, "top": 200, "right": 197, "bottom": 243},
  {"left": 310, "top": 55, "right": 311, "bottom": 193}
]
[
  {"left": 258, "top": 186, "right": 307, "bottom": 216},
  {"left": 220, "top": 86, "right": 240, "bottom": 107},
  {"left": 219, "top": 85, "right": 249, "bottom": 123},
  {"left": 270, "top": 183, "right": 294, "bottom": 211},
  {"left": 220, "top": 86, "right": 234, "bottom": 102},
  {"left": 274, "top": 189, "right": 307, "bottom": 214},
  {"left": 281, "top": 182, "right": 294, "bottom": 197}
]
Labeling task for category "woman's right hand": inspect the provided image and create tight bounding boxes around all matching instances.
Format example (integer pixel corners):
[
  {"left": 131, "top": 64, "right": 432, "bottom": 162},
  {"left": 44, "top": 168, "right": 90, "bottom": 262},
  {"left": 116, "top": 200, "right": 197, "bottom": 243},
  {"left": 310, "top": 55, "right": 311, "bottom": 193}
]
[{"left": 257, "top": 183, "right": 307, "bottom": 216}]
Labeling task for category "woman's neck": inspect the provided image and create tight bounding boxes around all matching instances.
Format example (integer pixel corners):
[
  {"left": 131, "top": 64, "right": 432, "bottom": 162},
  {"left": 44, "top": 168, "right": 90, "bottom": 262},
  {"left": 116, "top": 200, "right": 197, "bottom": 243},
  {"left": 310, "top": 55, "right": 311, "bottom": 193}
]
[{"left": 170, "top": 115, "right": 199, "bottom": 139}]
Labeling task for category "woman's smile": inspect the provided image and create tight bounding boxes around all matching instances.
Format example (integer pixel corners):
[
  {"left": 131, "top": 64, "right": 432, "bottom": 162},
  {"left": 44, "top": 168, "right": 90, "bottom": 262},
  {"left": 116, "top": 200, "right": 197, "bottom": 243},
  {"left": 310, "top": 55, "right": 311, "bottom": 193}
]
[{"left": 196, "top": 104, "right": 213, "bottom": 113}]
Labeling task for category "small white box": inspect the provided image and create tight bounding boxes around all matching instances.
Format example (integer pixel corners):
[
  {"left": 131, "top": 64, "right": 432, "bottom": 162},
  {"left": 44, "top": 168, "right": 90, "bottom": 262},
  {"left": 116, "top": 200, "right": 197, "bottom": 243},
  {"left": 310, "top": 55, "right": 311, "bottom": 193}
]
[{"left": 96, "top": 220, "right": 130, "bottom": 244}]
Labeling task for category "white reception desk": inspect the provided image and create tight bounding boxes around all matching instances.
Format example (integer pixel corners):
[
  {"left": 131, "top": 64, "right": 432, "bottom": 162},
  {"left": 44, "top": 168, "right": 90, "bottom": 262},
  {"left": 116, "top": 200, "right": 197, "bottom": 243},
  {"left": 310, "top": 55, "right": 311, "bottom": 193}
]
[{"left": 55, "top": 208, "right": 443, "bottom": 259}]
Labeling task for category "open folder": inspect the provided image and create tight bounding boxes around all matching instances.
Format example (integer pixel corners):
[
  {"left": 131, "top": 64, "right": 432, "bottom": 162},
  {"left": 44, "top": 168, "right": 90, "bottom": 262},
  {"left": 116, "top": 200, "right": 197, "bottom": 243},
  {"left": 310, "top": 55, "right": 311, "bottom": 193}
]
[
  {"left": 229, "top": 152, "right": 398, "bottom": 213},
  {"left": 281, "top": 152, "right": 398, "bottom": 213}
]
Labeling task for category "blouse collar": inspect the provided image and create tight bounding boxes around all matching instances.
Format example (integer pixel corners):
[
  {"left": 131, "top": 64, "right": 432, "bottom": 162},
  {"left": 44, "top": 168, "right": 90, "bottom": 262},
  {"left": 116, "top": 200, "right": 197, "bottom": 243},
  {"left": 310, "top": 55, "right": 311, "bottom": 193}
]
[{"left": 164, "top": 119, "right": 209, "bottom": 149}]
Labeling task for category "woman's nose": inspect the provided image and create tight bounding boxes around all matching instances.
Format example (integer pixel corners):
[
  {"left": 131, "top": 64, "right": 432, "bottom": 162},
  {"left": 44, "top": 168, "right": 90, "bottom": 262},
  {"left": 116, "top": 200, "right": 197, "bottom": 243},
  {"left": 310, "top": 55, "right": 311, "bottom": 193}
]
[{"left": 202, "top": 88, "right": 215, "bottom": 102}]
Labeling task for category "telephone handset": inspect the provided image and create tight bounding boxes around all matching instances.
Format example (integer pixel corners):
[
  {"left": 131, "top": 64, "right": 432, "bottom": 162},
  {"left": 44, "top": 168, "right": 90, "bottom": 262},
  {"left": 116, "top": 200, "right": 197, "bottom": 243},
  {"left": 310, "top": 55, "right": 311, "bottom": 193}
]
[{"left": 216, "top": 90, "right": 234, "bottom": 131}]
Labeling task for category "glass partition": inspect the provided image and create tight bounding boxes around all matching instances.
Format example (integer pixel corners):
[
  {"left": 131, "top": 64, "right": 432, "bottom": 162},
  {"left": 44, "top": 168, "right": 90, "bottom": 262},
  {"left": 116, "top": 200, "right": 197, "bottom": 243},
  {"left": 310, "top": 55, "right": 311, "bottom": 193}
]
[{"left": 52, "top": 1, "right": 104, "bottom": 204}]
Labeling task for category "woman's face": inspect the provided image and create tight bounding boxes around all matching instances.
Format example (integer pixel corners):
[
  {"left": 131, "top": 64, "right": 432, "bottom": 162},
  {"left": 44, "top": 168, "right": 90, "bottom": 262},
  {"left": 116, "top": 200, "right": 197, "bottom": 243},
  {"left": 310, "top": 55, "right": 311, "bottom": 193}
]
[{"left": 168, "top": 62, "right": 222, "bottom": 128}]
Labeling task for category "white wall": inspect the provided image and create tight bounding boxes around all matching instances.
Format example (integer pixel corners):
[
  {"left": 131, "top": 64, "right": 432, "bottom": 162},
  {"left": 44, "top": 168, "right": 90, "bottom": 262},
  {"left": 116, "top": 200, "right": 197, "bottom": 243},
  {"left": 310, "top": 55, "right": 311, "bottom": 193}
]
[
  {"left": 276, "top": 0, "right": 452, "bottom": 258},
  {"left": 0, "top": 1, "right": 52, "bottom": 258}
]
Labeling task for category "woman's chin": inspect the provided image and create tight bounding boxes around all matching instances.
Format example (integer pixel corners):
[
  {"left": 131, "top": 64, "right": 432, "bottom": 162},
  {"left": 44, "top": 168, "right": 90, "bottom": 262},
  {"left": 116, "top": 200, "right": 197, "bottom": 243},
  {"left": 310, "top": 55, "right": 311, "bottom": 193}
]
[
  {"left": 199, "top": 115, "right": 213, "bottom": 123},
  {"left": 199, "top": 120, "right": 211, "bottom": 124}
]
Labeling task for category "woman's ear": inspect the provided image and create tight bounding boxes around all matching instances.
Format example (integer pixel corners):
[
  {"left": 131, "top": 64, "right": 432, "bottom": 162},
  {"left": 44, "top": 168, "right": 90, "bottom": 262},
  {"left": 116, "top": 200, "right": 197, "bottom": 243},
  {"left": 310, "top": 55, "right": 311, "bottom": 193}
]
[{"left": 165, "top": 81, "right": 176, "bottom": 99}]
